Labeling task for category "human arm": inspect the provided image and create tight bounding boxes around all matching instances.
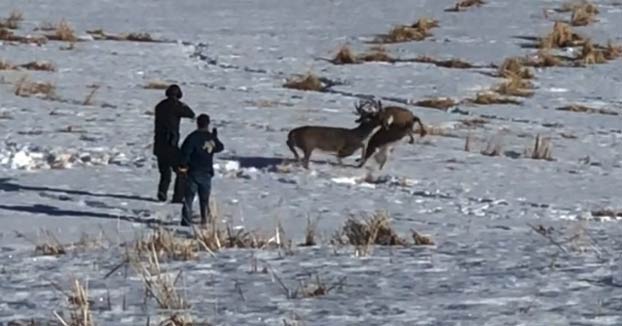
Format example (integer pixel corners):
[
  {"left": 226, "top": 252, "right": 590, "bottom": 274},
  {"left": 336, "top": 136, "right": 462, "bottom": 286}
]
[
  {"left": 212, "top": 128, "right": 224, "bottom": 153},
  {"left": 178, "top": 102, "right": 195, "bottom": 119}
]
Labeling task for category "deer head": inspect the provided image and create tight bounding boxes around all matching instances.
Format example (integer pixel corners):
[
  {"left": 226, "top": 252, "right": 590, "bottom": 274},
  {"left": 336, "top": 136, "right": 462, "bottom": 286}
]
[{"left": 353, "top": 99, "right": 383, "bottom": 124}]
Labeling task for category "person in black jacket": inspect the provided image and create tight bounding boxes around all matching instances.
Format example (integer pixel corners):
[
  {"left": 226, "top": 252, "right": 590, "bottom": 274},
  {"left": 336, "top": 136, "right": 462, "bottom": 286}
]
[
  {"left": 153, "top": 84, "right": 195, "bottom": 202},
  {"left": 178, "top": 114, "right": 224, "bottom": 226}
]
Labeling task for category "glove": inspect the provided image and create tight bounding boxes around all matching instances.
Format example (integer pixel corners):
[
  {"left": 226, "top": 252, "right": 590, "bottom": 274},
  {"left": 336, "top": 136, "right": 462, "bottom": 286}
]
[{"left": 212, "top": 128, "right": 218, "bottom": 136}]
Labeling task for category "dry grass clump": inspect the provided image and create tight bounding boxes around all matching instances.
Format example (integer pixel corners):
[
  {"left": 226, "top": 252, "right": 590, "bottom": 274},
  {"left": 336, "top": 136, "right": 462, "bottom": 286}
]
[
  {"left": 332, "top": 211, "right": 407, "bottom": 256},
  {"left": 376, "top": 25, "right": 429, "bottom": 43},
  {"left": 0, "top": 10, "right": 24, "bottom": 29},
  {"left": 570, "top": 4, "right": 598, "bottom": 26},
  {"left": 14, "top": 76, "right": 56, "bottom": 98},
  {"left": 193, "top": 223, "right": 279, "bottom": 251},
  {"left": 136, "top": 228, "right": 199, "bottom": 261},
  {"left": 446, "top": 0, "right": 486, "bottom": 11},
  {"left": 495, "top": 74, "right": 535, "bottom": 97},
  {"left": 357, "top": 46, "right": 396, "bottom": 63},
  {"left": 577, "top": 40, "right": 607, "bottom": 65},
  {"left": 47, "top": 19, "right": 77, "bottom": 42},
  {"left": 557, "top": 0, "right": 599, "bottom": 13},
  {"left": 130, "top": 248, "right": 190, "bottom": 310},
  {"left": 498, "top": 57, "right": 534, "bottom": 79},
  {"left": 481, "top": 133, "right": 504, "bottom": 156},
  {"left": 331, "top": 45, "right": 357, "bottom": 64},
  {"left": 125, "top": 32, "right": 155, "bottom": 42},
  {"left": 469, "top": 92, "right": 521, "bottom": 105},
  {"left": 414, "top": 97, "right": 457, "bottom": 110},
  {"left": 34, "top": 230, "right": 66, "bottom": 256},
  {"left": 53, "top": 279, "right": 94, "bottom": 326},
  {"left": 0, "top": 27, "right": 47, "bottom": 45},
  {"left": 591, "top": 209, "right": 622, "bottom": 218},
  {"left": 283, "top": 72, "right": 325, "bottom": 91},
  {"left": 373, "top": 18, "right": 437, "bottom": 44},
  {"left": 18, "top": 61, "right": 56, "bottom": 72},
  {"left": 144, "top": 80, "right": 171, "bottom": 90},
  {"left": 526, "top": 134, "right": 553, "bottom": 160},
  {"left": 411, "top": 17, "right": 440, "bottom": 30},
  {"left": 415, "top": 55, "right": 474, "bottom": 69},
  {"left": 539, "top": 21, "right": 585, "bottom": 49},
  {"left": 412, "top": 230, "right": 435, "bottom": 246},
  {"left": 0, "top": 59, "right": 16, "bottom": 70},
  {"left": 86, "top": 29, "right": 161, "bottom": 42},
  {"left": 525, "top": 50, "right": 567, "bottom": 67},
  {"left": 601, "top": 41, "right": 622, "bottom": 60},
  {"left": 556, "top": 104, "right": 618, "bottom": 115}
]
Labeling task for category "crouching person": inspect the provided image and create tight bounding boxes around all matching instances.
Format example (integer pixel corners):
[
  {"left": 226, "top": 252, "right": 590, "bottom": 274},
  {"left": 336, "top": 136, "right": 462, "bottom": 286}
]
[{"left": 178, "top": 114, "right": 224, "bottom": 226}]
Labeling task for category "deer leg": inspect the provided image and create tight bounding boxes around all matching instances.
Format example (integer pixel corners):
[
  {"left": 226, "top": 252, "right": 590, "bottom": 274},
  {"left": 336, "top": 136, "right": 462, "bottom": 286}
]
[
  {"left": 286, "top": 139, "right": 300, "bottom": 161},
  {"left": 357, "top": 144, "right": 377, "bottom": 168},
  {"left": 302, "top": 149, "right": 312, "bottom": 169},
  {"left": 408, "top": 129, "right": 415, "bottom": 144},
  {"left": 377, "top": 145, "right": 391, "bottom": 170}
]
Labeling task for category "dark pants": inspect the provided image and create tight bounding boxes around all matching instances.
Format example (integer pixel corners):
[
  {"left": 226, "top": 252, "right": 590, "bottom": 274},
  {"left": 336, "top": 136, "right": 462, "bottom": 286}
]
[
  {"left": 156, "top": 156, "right": 185, "bottom": 202},
  {"left": 181, "top": 174, "right": 212, "bottom": 224}
]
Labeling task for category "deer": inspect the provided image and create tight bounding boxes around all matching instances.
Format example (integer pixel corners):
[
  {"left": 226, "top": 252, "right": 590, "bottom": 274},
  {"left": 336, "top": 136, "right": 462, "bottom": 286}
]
[
  {"left": 286, "top": 100, "right": 385, "bottom": 169},
  {"left": 356, "top": 99, "right": 427, "bottom": 170}
]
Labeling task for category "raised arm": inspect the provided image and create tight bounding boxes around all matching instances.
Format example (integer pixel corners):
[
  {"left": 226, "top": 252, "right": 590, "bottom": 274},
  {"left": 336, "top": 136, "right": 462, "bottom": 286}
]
[{"left": 178, "top": 102, "right": 196, "bottom": 119}]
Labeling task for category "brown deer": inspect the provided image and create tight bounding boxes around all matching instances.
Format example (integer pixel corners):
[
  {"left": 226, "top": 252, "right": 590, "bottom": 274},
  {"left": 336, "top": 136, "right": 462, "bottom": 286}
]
[
  {"left": 357, "top": 100, "right": 427, "bottom": 169},
  {"left": 287, "top": 100, "right": 384, "bottom": 169}
]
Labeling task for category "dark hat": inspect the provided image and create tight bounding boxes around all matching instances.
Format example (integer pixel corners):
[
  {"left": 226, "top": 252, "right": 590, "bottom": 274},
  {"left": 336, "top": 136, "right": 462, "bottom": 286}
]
[{"left": 165, "top": 84, "right": 183, "bottom": 99}]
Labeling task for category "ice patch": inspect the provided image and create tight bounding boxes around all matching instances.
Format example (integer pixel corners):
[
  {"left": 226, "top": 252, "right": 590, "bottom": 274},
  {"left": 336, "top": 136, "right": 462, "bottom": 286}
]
[{"left": 549, "top": 88, "right": 569, "bottom": 93}]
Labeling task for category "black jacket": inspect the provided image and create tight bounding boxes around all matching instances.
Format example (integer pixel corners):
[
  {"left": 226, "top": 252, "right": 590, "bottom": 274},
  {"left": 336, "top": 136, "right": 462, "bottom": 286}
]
[
  {"left": 180, "top": 129, "right": 224, "bottom": 176},
  {"left": 153, "top": 98, "right": 195, "bottom": 159}
]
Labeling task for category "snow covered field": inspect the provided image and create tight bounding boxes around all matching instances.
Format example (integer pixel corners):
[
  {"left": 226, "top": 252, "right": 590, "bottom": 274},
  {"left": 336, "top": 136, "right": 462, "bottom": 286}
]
[{"left": 1, "top": 0, "right": 622, "bottom": 324}]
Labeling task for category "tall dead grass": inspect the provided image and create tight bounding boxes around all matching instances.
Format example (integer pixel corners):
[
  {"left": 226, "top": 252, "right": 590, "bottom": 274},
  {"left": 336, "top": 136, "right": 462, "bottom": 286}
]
[
  {"left": 498, "top": 57, "right": 534, "bottom": 79},
  {"left": 332, "top": 211, "right": 408, "bottom": 256},
  {"left": 0, "top": 10, "right": 23, "bottom": 29},
  {"left": 414, "top": 56, "right": 475, "bottom": 69},
  {"left": 53, "top": 280, "right": 94, "bottom": 326},
  {"left": 46, "top": 19, "right": 77, "bottom": 42},
  {"left": 526, "top": 134, "right": 554, "bottom": 160},
  {"left": 539, "top": 21, "right": 585, "bottom": 49}
]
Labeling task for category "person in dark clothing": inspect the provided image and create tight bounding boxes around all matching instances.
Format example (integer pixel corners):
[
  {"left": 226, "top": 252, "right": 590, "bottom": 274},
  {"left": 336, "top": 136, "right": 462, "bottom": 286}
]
[
  {"left": 178, "top": 114, "right": 224, "bottom": 226},
  {"left": 153, "top": 84, "right": 195, "bottom": 202}
]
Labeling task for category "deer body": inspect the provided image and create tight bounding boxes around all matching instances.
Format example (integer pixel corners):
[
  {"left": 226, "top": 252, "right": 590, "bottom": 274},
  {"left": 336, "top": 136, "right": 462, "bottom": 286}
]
[
  {"left": 287, "top": 101, "right": 383, "bottom": 169},
  {"left": 358, "top": 103, "right": 427, "bottom": 169}
]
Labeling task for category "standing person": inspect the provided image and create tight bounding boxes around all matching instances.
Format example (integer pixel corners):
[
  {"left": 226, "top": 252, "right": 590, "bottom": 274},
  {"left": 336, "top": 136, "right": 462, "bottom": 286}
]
[
  {"left": 178, "top": 114, "right": 224, "bottom": 226},
  {"left": 153, "top": 84, "right": 195, "bottom": 202}
]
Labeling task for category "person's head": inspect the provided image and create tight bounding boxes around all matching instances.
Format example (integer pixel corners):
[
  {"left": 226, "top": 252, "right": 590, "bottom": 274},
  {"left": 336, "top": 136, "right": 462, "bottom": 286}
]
[
  {"left": 165, "top": 84, "right": 183, "bottom": 99},
  {"left": 197, "top": 114, "right": 210, "bottom": 130}
]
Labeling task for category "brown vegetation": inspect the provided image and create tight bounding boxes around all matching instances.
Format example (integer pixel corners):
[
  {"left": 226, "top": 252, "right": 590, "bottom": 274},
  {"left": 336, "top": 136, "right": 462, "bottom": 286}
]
[
  {"left": 498, "top": 57, "right": 534, "bottom": 79},
  {"left": 331, "top": 45, "right": 357, "bottom": 64},
  {"left": 373, "top": 17, "right": 438, "bottom": 44},
  {"left": 357, "top": 46, "right": 396, "bottom": 63},
  {"left": 47, "top": 19, "right": 77, "bottom": 42},
  {"left": 0, "top": 27, "right": 47, "bottom": 45},
  {"left": 446, "top": 0, "right": 486, "bottom": 11},
  {"left": 53, "top": 280, "right": 94, "bottom": 326},
  {"left": 415, "top": 56, "right": 475, "bottom": 68},
  {"left": 469, "top": 92, "right": 522, "bottom": 105},
  {"left": 283, "top": 72, "right": 325, "bottom": 91},
  {"left": 527, "top": 134, "right": 554, "bottom": 160},
  {"left": 14, "top": 76, "right": 56, "bottom": 98},
  {"left": 332, "top": 211, "right": 408, "bottom": 256},
  {"left": 86, "top": 29, "right": 161, "bottom": 42},
  {"left": 0, "top": 59, "right": 15, "bottom": 70},
  {"left": 0, "top": 10, "right": 23, "bottom": 29},
  {"left": 495, "top": 73, "right": 535, "bottom": 97},
  {"left": 19, "top": 61, "right": 56, "bottom": 71},
  {"left": 524, "top": 50, "right": 567, "bottom": 67},
  {"left": 539, "top": 22, "right": 585, "bottom": 49},
  {"left": 556, "top": 104, "right": 618, "bottom": 115},
  {"left": 414, "top": 97, "right": 457, "bottom": 110}
]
